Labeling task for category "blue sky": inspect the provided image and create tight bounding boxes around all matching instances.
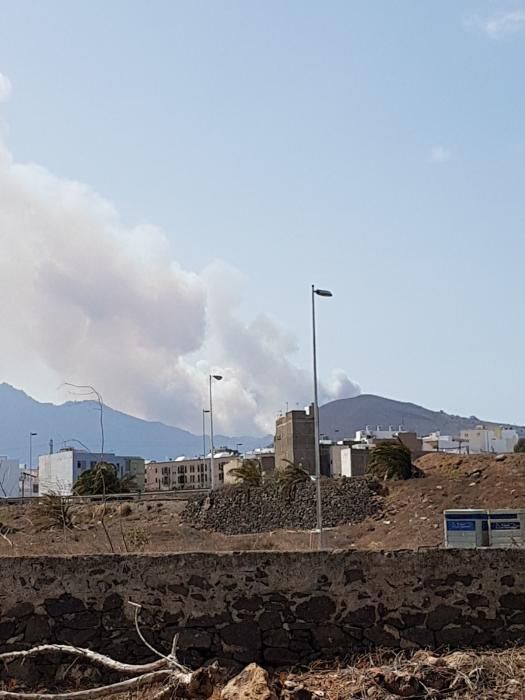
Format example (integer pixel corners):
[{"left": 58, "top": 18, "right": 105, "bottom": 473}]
[{"left": 0, "top": 1, "right": 525, "bottom": 430}]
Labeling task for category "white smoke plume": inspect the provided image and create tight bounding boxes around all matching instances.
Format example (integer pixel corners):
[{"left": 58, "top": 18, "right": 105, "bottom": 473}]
[{"left": 0, "top": 126, "right": 359, "bottom": 435}]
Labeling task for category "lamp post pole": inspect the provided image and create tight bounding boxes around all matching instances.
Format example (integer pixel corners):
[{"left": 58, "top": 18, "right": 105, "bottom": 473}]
[
  {"left": 209, "top": 374, "right": 223, "bottom": 490},
  {"left": 311, "top": 285, "right": 333, "bottom": 549},
  {"left": 202, "top": 409, "right": 210, "bottom": 459},
  {"left": 27, "top": 432, "right": 37, "bottom": 498}
]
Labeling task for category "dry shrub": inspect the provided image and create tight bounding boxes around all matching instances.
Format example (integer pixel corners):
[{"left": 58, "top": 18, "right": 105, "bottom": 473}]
[
  {"left": 289, "top": 648, "right": 525, "bottom": 699},
  {"left": 33, "top": 493, "right": 74, "bottom": 531},
  {"left": 125, "top": 526, "right": 150, "bottom": 552},
  {"left": 120, "top": 503, "right": 133, "bottom": 517}
]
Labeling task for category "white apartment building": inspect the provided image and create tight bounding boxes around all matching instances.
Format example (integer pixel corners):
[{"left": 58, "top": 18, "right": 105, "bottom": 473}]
[
  {"left": 422, "top": 432, "right": 465, "bottom": 453},
  {"left": 459, "top": 427, "right": 519, "bottom": 454},
  {"left": 145, "top": 451, "right": 238, "bottom": 491},
  {"left": 39, "top": 449, "right": 145, "bottom": 495},
  {"left": 354, "top": 426, "right": 407, "bottom": 443},
  {"left": 0, "top": 458, "right": 21, "bottom": 498}
]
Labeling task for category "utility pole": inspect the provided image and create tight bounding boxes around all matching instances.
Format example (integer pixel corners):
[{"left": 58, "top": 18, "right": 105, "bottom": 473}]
[
  {"left": 311, "top": 285, "right": 333, "bottom": 550},
  {"left": 209, "top": 374, "right": 223, "bottom": 490},
  {"left": 202, "top": 409, "right": 210, "bottom": 458}
]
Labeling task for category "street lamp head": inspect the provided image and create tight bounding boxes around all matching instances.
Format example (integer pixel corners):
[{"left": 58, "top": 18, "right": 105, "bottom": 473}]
[
  {"left": 211, "top": 374, "right": 223, "bottom": 381},
  {"left": 30, "top": 432, "right": 37, "bottom": 436},
  {"left": 203, "top": 408, "right": 210, "bottom": 413},
  {"left": 314, "top": 288, "right": 333, "bottom": 298}
]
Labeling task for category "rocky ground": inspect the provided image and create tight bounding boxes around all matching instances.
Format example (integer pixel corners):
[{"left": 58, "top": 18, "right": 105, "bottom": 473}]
[
  {"left": 0, "top": 452, "right": 524, "bottom": 555},
  {"left": 5, "top": 649, "right": 525, "bottom": 699}
]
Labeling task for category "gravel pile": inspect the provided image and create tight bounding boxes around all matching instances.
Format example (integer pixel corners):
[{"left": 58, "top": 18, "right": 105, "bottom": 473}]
[{"left": 181, "top": 477, "right": 384, "bottom": 535}]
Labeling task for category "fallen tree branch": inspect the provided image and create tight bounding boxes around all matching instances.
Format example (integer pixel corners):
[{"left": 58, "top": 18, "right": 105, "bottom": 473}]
[
  {"left": 0, "top": 602, "right": 217, "bottom": 699},
  {"left": 0, "top": 645, "right": 167, "bottom": 675},
  {"left": 0, "top": 669, "right": 173, "bottom": 700},
  {"left": 0, "top": 527, "right": 13, "bottom": 547}
]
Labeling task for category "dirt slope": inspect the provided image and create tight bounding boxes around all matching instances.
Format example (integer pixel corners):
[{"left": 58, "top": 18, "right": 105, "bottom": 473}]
[
  {"left": 0, "top": 453, "right": 524, "bottom": 555},
  {"left": 340, "top": 452, "right": 525, "bottom": 550}
]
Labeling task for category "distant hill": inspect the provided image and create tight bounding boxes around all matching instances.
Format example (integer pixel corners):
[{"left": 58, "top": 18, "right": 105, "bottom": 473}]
[
  {"left": 319, "top": 394, "right": 525, "bottom": 440},
  {"left": 0, "top": 383, "right": 269, "bottom": 465},
  {"left": 3, "top": 383, "right": 522, "bottom": 467}
]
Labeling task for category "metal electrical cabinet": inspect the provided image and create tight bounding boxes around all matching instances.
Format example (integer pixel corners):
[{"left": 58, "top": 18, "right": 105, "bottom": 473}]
[
  {"left": 444, "top": 509, "right": 525, "bottom": 548},
  {"left": 444, "top": 510, "right": 489, "bottom": 548}
]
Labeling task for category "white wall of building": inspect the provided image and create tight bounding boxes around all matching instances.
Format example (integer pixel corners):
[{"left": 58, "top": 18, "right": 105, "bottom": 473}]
[
  {"left": 0, "top": 459, "right": 20, "bottom": 498},
  {"left": 422, "top": 432, "right": 463, "bottom": 453},
  {"left": 355, "top": 426, "right": 405, "bottom": 443},
  {"left": 39, "top": 450, "right": 145, "bottom": 495},
  {"left": 340, "top": 446, "right": 369, "bottom": 477},
  {"left": 39, "top": 451, "right": 74, "bottom": 494},
  {"left": 460, "top": 428, "right": 519, "bottom": 454}
]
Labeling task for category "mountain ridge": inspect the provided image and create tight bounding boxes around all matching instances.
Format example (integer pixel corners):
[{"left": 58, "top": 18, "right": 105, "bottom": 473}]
[
  {"left": 0, "top": 383, "right": 269, "bottom": 464},
  {"left": 319, "top": 393, "right": 525, "bottom": 439},
  {"left": 2, "top": 383, "right": 523, "bottom": 465}
]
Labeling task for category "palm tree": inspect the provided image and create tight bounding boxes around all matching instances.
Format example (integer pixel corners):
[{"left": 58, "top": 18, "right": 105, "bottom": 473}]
[
  {"left": 228, "top": 459, "right": 263, "bottom": 487},
  {"left": 277, "top": 460, "right": 311, "bottom": 499},
  {"left": 367, "top": 441, "right": 413, "bottom": 480},
  {"left": 73, "top": 462, "right": 137, "bottom": 496}
]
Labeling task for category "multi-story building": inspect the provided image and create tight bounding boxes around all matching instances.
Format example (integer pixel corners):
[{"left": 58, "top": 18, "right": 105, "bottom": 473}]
[
  {"left": 145, "top": 451, "right": 238, "bottom": 491},
  {"left": 459, "top": 427, "right": 519, "bottom": 454},
  {"left": 422, "top": 432, "right": 465, "bottom": 453},
  {"left": 353, "top": 427, "right": 423, "bottom": 455},
  {"left": 0, "top": 458, "right": 21, "bottom": 498},
  {"left": 274, "top": 405, "right": 315, "bottom": 474},
  {"left": 38, "top": 449, "right": 145, "bottom": 495}
]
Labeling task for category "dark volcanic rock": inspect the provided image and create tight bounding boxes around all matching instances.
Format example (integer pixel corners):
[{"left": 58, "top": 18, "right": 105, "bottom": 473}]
[{"left": 181, "top": 477, "right": 383, "bottom": 535}]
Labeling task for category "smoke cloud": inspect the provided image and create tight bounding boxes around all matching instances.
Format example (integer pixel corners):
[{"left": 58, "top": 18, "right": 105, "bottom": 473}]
[{"left": 0, "top": 120, "right": 359, "bottom": 435}]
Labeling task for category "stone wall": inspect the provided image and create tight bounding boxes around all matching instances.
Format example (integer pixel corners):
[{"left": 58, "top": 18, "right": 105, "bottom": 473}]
[{"left": 1, "top": 549, "right": 525, "bottom": 671}]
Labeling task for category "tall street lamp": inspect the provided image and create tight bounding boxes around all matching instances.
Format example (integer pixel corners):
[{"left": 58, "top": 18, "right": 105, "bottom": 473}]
[
  {"left": 209, "top": 374, "right": 223, "bottom": 490},
  {"left": 312, "top": 285, "right": 333, "bottom": 549},
  {"left": 202, "top": 409, "right": 210, "bottom": 459},
  {"left": 26, "top": 432, "right": 37, "bottom": 498}
]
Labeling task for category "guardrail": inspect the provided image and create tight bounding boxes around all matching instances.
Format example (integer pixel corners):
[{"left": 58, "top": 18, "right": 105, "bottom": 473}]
[{"left": 0, "top": 488, "right": 209, "bottom": 506}]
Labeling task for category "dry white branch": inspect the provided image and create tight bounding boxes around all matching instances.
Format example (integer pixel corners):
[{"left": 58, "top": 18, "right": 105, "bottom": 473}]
[
  {"left": 0, "top": 602, "right": 217, "bottom": 700},
  {"left": 0, "top": 644, "right": 167, "bottom": 675},
  {"left": 0, "top": 527, "right": 13, "bottom": 547},
  {"left": 0, "top": 669, "right": 172, "bottom": 700},
  {"left": 129, "top": 601, "right": 190, "bottom": 675}
]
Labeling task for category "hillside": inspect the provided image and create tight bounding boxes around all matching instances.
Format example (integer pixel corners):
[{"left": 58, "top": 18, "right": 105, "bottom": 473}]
[
  {"left": 0, "top": 452, "right": 524, "bottom": 556},
  {"left": 320, "top": 393, "right": 525, "bottom": 439},
  {"left": 0, "top": 383, "right": 268, "bottom": 464}
]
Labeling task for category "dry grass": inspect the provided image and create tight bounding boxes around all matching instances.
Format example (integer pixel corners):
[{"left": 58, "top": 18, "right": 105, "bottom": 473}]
[
  {"left": 5, "top": 648, "right": 525, "bottom": 699},
  {"left": 283, "top": 647, "right": 525, "bottom": 699}
]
